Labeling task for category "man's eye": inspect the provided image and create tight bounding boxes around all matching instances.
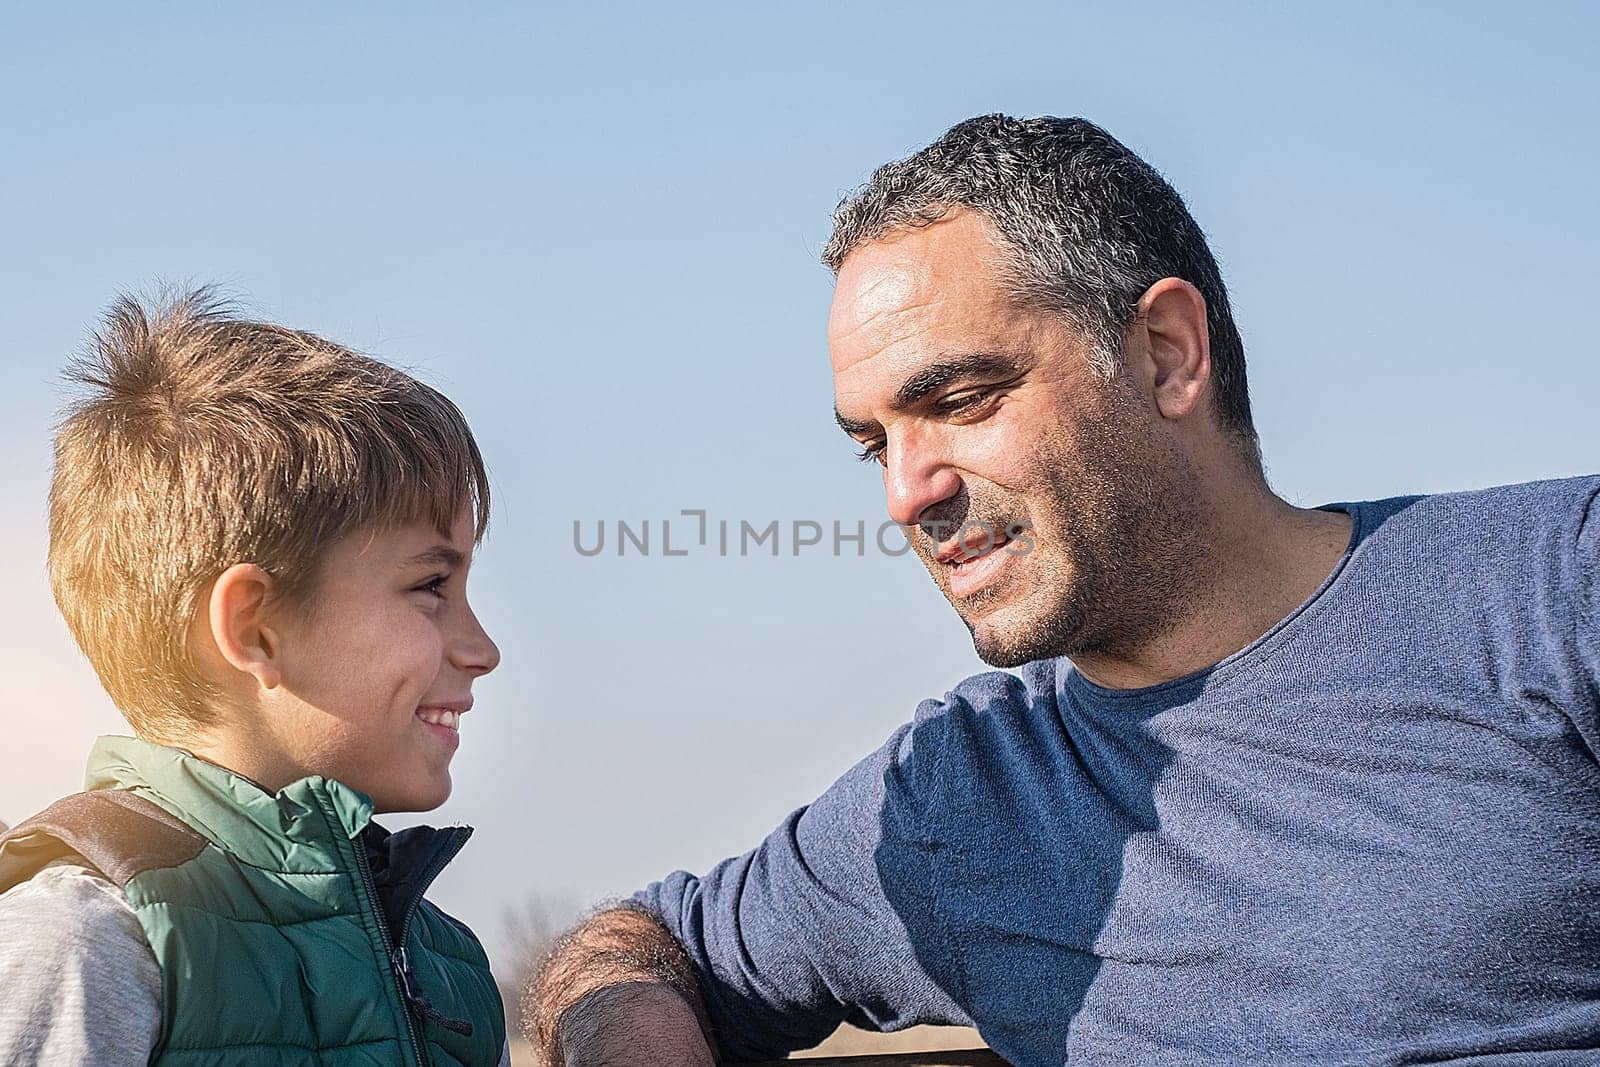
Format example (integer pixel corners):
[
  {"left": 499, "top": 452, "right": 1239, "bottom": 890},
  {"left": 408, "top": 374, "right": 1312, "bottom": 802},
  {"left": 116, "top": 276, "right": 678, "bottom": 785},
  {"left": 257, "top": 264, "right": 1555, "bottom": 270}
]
[
  {"left": 940, "top": 389, "right": 992, "bottom": 414},
  {"left": 855, "top": 442, "right": 886, "bottom": 466},
  {"left": 415, "top": 575, "right": 449, "bottom": 599}
]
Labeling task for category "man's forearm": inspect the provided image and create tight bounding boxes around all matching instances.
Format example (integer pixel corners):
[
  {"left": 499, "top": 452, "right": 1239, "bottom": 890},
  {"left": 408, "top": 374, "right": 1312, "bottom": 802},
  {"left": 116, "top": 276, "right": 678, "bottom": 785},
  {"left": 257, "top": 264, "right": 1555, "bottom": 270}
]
[{"left": 525, "top": 904, "right": 719, "bottom": 1066}]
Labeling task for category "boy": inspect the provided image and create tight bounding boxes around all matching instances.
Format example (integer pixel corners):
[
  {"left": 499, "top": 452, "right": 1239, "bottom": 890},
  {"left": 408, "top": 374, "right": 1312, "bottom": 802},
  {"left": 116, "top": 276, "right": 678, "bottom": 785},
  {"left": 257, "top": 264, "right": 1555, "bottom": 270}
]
[{"left": 0, "top": 289, "right": 510, "bottom": 1065}]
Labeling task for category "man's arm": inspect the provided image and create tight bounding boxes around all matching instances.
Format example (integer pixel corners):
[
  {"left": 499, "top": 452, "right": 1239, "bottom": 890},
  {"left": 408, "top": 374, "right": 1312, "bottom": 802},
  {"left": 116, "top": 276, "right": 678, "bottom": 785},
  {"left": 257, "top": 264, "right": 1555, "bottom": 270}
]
[
  {"left": 526, "top": 904, "right": 717, "bottom": 1066},
  {"left": 527, "top": 707, "right": 974, "bottom": 1065}
]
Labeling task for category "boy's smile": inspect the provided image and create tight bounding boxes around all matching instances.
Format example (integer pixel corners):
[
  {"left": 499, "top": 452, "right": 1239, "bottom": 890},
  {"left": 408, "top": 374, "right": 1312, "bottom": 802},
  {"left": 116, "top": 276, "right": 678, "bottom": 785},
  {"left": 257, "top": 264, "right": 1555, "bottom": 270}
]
[
  {"left": 201, "top": 509, "right": 501, "bottom": 814},
  {"left": 416, "top": 700, "right": 470, "bottom": 746},
  {"left": 276, "top": 510, "right": 499, "bottom": 812}
]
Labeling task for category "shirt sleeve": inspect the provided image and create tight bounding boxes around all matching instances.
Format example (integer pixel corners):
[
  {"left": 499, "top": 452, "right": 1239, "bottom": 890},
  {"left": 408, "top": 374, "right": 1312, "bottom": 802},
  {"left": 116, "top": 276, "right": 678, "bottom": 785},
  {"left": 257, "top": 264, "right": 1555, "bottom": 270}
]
[
  {"left": 1576, "top": 481, "right": 1600, "bottom": 730},
  {"left": 0, "top": 860, "right": 163, "bottom": 1065},
  {"left": 634, "top": 711, "right": 971, "bottom": 1062}
]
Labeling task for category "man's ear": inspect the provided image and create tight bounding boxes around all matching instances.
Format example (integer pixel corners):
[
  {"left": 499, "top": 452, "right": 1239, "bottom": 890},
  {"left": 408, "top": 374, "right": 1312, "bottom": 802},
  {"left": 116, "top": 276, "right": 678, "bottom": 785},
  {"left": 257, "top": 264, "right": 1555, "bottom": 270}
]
[
  {"left": 1133, "top": 277, "right": 1212, "bottom": 422},
  {"left": 205, "top": 563, "right": 283, "bottom": 692}
]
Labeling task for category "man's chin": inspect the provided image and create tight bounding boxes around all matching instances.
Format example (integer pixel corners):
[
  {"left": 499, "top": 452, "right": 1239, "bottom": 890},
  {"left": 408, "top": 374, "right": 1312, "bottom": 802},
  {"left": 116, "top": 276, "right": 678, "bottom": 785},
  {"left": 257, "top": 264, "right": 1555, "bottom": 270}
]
[
  {"left": 933, "top": 551, "right": 1089, "bottom": 666},
  {"left": 963, "top": 601, "right": 1084, "bottom": 669},
  {"left": 970, "top": 635, "right": 1041, "bottom": 669}
]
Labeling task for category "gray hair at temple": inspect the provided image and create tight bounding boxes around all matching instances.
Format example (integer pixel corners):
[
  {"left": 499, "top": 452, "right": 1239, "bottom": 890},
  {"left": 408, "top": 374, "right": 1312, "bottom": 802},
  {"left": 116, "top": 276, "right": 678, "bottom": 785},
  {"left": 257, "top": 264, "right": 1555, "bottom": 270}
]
[{"left": 822, "top": 114, "right": 1258, "bottom": 459}]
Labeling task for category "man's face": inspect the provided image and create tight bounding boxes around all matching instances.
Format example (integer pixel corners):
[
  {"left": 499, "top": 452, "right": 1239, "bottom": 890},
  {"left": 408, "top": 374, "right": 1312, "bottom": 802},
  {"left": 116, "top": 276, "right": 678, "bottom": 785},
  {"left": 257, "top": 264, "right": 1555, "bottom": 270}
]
[
  {"left": 829, "top": 210, "right": 1202, "bottom": 667},
  {"left": 265, "top": 510, "right": 501, "bottom": 812}
]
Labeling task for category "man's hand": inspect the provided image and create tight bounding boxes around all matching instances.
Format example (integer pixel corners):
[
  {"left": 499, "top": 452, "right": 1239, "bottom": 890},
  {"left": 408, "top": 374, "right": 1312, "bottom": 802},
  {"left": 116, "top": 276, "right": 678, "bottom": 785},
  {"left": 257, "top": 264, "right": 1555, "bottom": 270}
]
[{"left": 524, "top": 905, "right": 718, "bottom": 1066}]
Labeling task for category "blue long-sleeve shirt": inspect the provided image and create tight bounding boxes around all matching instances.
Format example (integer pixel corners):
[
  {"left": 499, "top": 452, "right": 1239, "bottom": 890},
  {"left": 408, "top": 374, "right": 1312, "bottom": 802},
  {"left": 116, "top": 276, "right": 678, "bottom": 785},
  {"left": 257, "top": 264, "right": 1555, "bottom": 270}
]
[{"left": 638, "top": 477, "right": 1600, "bottom": 1065}]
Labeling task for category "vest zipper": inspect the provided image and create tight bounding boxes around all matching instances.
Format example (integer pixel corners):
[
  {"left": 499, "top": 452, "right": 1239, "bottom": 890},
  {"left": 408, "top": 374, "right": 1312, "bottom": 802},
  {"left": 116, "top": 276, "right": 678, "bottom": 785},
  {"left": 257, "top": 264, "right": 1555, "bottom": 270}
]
[
  {"left": 352, "top": 836, "right": 430, "bottom": 1066},
  {"left": 390, "top": 830, "right": 476, "bottom": 1039}
]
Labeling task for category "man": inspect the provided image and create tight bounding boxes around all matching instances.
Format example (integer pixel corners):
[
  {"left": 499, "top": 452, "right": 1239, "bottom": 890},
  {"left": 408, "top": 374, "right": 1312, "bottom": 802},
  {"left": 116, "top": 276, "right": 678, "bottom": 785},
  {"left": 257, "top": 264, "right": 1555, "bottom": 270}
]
[{"left": 528, "top": 115, "right": 1600, "bottom": 1065}]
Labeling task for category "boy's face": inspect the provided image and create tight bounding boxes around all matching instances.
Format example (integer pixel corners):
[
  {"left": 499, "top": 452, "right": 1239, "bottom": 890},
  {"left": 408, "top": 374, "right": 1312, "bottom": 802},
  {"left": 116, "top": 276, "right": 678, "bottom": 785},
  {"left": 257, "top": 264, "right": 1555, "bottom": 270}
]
[{"left": 262, "top": 510, "right": 500, "bottom": 813}]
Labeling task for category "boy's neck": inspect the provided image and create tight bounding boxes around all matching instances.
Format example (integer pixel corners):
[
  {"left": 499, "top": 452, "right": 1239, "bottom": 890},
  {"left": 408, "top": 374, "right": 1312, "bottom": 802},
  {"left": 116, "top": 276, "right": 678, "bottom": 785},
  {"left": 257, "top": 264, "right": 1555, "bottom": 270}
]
[{"left": 182, "top": 731, "right": 301, "bottom": 798}]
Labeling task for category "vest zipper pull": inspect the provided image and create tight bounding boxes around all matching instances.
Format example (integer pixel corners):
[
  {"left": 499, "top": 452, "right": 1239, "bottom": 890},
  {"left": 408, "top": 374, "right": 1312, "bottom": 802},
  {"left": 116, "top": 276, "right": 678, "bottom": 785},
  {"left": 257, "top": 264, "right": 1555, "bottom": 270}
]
[{"left": 392, "top": 944, "right": 476, "bottom": 1038}]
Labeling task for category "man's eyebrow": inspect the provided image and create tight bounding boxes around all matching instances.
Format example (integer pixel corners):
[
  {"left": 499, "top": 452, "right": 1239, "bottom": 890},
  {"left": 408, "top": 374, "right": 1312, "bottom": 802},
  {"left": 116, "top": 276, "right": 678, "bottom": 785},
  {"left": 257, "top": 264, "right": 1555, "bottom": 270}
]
[
  {"left": 834, "top": 352, "right": 1023, "bottom": 437},
  {"left": 892, "top": 353, "right": 1021, "bottom": 409},
  {"left": 402, "top": 545, "right": 466, "bottom": 569}
]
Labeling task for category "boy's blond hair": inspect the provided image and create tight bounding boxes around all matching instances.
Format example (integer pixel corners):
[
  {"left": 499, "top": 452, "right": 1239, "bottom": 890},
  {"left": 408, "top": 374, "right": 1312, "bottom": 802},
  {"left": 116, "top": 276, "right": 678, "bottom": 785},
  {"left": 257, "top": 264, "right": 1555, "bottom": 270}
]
[{"left": 48, "top": 287, "right": 490, "bottom": 742}]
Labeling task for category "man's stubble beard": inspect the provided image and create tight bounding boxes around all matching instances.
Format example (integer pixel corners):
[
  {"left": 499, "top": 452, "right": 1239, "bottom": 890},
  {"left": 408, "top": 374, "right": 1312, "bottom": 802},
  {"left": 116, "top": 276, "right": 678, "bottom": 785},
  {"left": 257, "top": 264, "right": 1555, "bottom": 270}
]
[{"left": 919, "top": 387, "right": 1212, "bottom": 670}]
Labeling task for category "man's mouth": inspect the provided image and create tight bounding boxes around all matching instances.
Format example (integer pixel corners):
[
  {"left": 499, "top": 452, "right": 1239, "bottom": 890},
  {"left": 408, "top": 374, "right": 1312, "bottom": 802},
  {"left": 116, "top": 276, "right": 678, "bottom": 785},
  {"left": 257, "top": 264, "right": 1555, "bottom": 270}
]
[
  {"left": 935, "top": 529, "right": 1011, "bottom": 566},
  {"left": 935, "top": 528, "right": 1014, "bottom": 597}
]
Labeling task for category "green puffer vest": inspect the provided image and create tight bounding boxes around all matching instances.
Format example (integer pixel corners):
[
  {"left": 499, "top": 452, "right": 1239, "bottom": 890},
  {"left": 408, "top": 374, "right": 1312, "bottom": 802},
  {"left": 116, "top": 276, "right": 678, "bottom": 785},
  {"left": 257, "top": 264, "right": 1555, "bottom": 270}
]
[{"left": 0, "top": 736, "right": 506, "bottom": 1065}]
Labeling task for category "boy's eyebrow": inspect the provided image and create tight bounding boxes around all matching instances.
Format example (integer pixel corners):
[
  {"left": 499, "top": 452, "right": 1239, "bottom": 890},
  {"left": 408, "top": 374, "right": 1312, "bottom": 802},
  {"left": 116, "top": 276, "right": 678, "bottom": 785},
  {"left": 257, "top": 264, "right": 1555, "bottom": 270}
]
[
  {"left": 403, "top": 545, "right": 466, "bottom": 569},
  {"left": 834, "top": 352, "right": 1023, "bottom": 437}
]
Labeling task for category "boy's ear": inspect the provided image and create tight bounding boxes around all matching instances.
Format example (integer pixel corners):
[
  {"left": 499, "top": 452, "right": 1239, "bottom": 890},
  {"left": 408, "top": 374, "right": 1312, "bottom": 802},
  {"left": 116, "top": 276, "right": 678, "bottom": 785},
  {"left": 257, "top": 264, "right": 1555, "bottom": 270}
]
[{"left": 206, "top": 563, "right": 283, "bottom": 691}]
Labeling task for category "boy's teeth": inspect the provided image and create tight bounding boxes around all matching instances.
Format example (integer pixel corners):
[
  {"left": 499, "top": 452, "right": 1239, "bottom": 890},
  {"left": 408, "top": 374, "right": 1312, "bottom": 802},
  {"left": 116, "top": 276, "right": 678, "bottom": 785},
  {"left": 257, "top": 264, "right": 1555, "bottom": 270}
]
[{"left": 419, "top": 709, "right": 459, "bottom": 729}]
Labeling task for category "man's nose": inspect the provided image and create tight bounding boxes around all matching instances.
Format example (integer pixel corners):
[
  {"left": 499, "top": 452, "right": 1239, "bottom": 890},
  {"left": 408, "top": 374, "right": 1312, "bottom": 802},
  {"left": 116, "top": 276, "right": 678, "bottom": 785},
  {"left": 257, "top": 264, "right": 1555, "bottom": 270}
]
[
  {"left": 883, "top": 426, "right": 962, "bottom": 528},
  {"left": 451, "top": 605, "right": 502, "bottom": 677}
]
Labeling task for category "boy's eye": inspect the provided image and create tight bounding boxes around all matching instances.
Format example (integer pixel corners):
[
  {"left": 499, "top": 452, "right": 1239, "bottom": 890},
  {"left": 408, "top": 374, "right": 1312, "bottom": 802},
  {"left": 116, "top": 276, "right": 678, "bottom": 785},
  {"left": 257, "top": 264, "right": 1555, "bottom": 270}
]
[{"left": 415, "top": 575, "right": 449, "bottom": 599}]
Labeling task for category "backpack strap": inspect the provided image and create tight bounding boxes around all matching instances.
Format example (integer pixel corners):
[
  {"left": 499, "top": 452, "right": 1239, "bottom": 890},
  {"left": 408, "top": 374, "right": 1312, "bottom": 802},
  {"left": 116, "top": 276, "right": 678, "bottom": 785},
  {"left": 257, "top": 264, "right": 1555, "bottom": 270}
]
[{"left": 0, "top": 790, "right": 207, "bottom": 892}]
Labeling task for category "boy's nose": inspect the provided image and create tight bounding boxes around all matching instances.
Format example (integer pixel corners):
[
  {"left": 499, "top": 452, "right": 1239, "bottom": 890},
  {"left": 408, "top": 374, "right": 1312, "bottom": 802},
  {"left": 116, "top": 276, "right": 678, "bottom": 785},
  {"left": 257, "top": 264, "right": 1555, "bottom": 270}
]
[{"left": 452, "top": 607, "right": 501, "bottom": 677}]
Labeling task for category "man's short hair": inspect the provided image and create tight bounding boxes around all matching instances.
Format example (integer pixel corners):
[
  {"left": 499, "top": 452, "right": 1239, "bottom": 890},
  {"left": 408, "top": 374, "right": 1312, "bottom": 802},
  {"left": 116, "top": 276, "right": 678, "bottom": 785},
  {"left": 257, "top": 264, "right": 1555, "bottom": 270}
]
[
  {"left": 48, "top": 287, "right": 490, "bottom": 742},
  {"left": 823, "top": 113, "right": 1257, "bottom": 454}
]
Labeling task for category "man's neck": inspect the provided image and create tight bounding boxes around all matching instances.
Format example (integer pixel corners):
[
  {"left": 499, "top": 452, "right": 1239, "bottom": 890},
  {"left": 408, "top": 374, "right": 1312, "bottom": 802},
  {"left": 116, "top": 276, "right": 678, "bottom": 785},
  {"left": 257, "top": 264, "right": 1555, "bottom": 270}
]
[{"left": 1070, "top": 491, "right": 1354, "bottom": 691}]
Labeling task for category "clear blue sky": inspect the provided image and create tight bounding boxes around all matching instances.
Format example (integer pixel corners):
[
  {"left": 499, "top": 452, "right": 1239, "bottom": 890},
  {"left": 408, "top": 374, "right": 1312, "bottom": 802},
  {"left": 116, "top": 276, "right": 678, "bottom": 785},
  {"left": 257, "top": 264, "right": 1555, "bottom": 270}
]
[{"left": 3, "top": 1, "right": 1596, "bottom": 965}]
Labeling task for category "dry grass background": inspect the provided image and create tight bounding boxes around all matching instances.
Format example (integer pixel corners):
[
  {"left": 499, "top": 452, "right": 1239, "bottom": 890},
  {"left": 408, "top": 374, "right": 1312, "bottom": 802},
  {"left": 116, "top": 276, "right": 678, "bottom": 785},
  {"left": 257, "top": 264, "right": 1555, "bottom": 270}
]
[{"left": 793, "top": 1023, "right": 986, "bottom": 1058}]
